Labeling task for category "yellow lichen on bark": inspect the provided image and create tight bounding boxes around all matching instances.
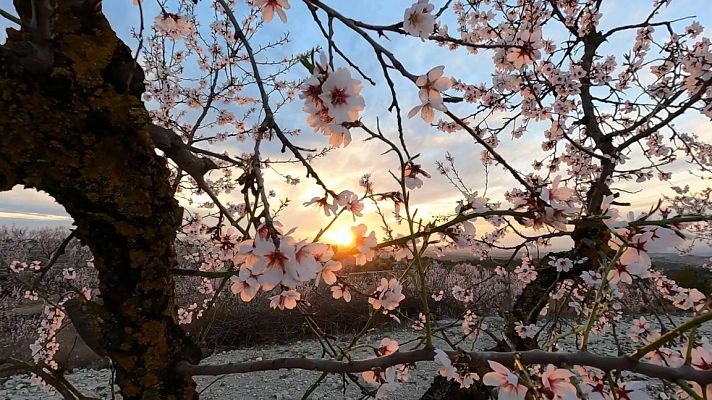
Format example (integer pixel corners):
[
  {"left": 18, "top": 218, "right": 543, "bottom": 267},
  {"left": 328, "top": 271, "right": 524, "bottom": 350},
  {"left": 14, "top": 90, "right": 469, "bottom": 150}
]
[{"left": 0, "top": 2, "right": 200, "bottom": 399}]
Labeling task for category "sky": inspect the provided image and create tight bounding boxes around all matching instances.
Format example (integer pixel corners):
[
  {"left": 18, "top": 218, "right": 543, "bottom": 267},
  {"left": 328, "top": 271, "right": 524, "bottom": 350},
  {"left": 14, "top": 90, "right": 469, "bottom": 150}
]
[{"left": 1, "top": 0, "right": 711, "bottom": 253}]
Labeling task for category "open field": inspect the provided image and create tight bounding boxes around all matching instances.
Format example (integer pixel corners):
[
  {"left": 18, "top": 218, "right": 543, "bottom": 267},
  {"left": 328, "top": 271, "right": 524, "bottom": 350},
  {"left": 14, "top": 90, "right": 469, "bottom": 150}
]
[{"left": 2, "top": 315, "right": 710, "bottom": 399}]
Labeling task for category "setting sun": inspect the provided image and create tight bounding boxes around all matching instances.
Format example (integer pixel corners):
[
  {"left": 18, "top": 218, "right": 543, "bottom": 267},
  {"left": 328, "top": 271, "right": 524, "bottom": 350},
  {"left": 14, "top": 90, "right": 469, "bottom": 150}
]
[{"left": 322, "top": 229, "right": 355, "bottom": 247}]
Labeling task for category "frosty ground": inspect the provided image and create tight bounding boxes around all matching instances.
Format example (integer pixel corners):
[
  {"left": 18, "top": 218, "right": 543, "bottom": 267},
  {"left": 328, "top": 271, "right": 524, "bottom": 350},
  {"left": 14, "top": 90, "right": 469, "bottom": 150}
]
[{"left": 2, "top": 316, "right": 710, "bottom": 399}]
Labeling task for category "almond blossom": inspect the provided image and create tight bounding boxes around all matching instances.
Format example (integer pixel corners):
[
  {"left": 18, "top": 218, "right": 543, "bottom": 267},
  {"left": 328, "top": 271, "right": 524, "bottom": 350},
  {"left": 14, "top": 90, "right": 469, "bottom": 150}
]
[
  {"left": 452, "top": 221, "right": 477, "bottom": 247},
  {"left": 514, "top": 262, "right": 537, "bottom": 284},
  {"left": 606, "top": 259, "right": 648, "bottom": 285},
  {"left": 612, "top": 381, "right": 648, "bottom": 400},
  {"left": 482, "top": 361, "right": 528, "bottom": 400},
  {"left": 303, "top": 196, "right": 338, "bottom": 216},
  {"left": 310, "top": 242, "right": 334, "bottom": 262},
  {"left": 319, "top": 68, "right": 365, "bottom": 124},
  {"left": 506, "top": 27, "right": 543, "bottom": 69},
  {"left": 514, "top": 322, "right": 536, "bottom": 339},
  {"left": 269, "top": 289, "right": 301, "bottom": 310},
  {"left": 214, "top": 226, "right": 240, "bottom": 254},
  {"left": 456, "top": 372, "right": 479, "bottom": 389},
  {"left": 407, "top": 99, "right": 446, "bottom": 123},
  {"left": 404, "top": 161, "right": 431, "bottom": 189},
  {"left": 331, "top": 190, "right": 351, "bottom": 207},
  {"left": 540, "top": 365, "right": 576, "bottom": 399},
  {"left": 434, "top": 349, "right": 457, "bottom": 380},
  {"left": 548, "top": 257, "right": 573, "bottom": 272},
  {"left": 369, "top": 278, "right": 406, "bottom": 310},
  {"left": 316, "top": 260, "right": 342, "bottom": 285},
  {"left": 403, "top": 0, "right": 435, "bottom": 38},
  {"left": 456, "top": 192, "right": 489, "bottom": 214},
  {"left": 230, "top": 267, "right": 261, "bottom": 302},
  {"left": 24, "top": 290, "right": 39, "bottom": 301},
  {"left": 352, "top": 224, "right": 377, "bottom": 265},
  {"left": 453, "top": 286, "right": 474, "bottom": 304},
  {"left": 673, "top": 288, "right": 707, "bottom": 311},
  {"left": 325, "top": 121, "right": 353, "bottom": 148},
  {"left": 252, "top": 237, "right": 298, "bottom": 290},
  {"left": 375, "top": 367, "right": 402, "bottom": 400},
  {"left": 378, "top": 338, "right": 399, "bottom": 356},
  {"left": 330, "top": 283, "right": 352, "bottom": 302},
  {"left": 254, "top": 0, "right": 290, "bottom": 23},
  {"left": 154, "top": 12, "right": 195, "bottom": 39},
  {"left": 300, "top": 62, "right": 363, "bottom": 148},
  {"left": 408, "top": 66, "right": 451, "bottom": 122},
  {"left": 343, "top": 192, "right": 365, "bottom": 219},
  {"left": 416, "top": 66, "right": 451, "bottom": 104},
  {"left": 234, "top": 239, "right": 261, "bottom": 270},
  {"left": 62, "top": 268, "right": 76, "bottom": 280},
  {"left": 628, "top": 316, "right": 652, "bottom": 342},
  {"left": 688, "top": 343, "right": 712, "bottom": 399},
  {"left": 292, "top": 240, "right": 323, "bottom": 283},
  {"left": 539, "top": 176, "right": 576, "bottom": 213},
  {"left": 9, "top": 260, "right": 26, "bottom": 272},
  {"left": 391, "top": 243, "right": 414, "bottom": 261}
]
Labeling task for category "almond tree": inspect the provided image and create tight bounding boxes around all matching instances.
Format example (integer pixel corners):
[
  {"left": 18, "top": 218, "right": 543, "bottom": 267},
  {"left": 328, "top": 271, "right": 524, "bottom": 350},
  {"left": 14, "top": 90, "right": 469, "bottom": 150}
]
[{"left": 1, "top": 1, "right": 712, "bottom": 399}]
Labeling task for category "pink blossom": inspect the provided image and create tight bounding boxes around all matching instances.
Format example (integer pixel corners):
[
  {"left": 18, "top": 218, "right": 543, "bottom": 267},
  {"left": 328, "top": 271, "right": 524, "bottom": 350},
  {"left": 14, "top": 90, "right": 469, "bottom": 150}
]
[
  {"left": 404, "top": 161, "right": 431, "bottom": 189},
  {"left": 514, "top": 322, "right": 536, "bottom": 339},
  {"left": 506, "top": 28, "right": 543, "bottom": 69},
  {"left": 369, "top": 278, "right": 406, "bottom": 310},
  {"left": 230, "top": 267, "right": 261, "bottom": 302},
  {"left": 154, "top": 13, "right": 194, "bottom": 39},
  {"left": 482, "top": 361, "right": 528, "bottom": 400},
  {"left": 317, "top": 260, "right": 342, "bottom": 285},
  {"left": 416, "top": 66, "right": 451, "bottom": 104},
  {"left": 434, "top": 349, "right": 457, "bottom": 380},
  {"left": 292, "top": 240, "right": 323, "bottom": 283},
  {"left": 252, "top": 237, "right": 298, "bottom": 290},
  {"left": 304, "top": 196, "right": 338, "bottom": 216},
  {"left": 269, "top": 289, "right": 300, "bottom": 310},
  {"left": 352, "top": 224, "right": 377, "bottom": 265},
  {"left": 408, "top": 99, "right": 446, "bottom": 123},
  {"left": 456, "top": 372, "right": 479, "bottom": 389},
  {"left": 378, "top": 338, "right": 399, "bottom": 356},
  {"left": 62, "top": 268, "right": 76, "bottom": 280},
  {"left": 403, "top": 0, "right": 435, "bottom": 38},
  {"left": 24, "top": 290, "right": 38, "bottom": 301},
  {"left": 408, "top": 66, "right": 451, "bottom": 122},
  {"left": 612, "top": 381, "right": 648, "bottom": 400},
  {"left": 330, "top": 283, "right": 352, "bottom": 302},
  {"left": 540, "top": 365, "right": 576, "bottom": 399},
  {"left": 548, "top": 257, "right": 573, "bottom": 272},
  {"left": 607, "top": 260, "right": 647, "bottom": 285},
  {"left": 319, "top": 68, "right": 365, "bottom": 124},
  {"left": 311, "top": 243, "right": 335, "bottom": 264},
  {"left": 254, "top": 0, "right": 290, "bottom": 23}
]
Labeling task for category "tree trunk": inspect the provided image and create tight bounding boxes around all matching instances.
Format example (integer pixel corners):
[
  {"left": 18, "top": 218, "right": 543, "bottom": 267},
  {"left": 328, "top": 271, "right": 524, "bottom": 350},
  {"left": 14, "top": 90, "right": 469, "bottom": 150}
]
[
  {"left": 0, "top": 2, "right": 200, "bottom": 399},
  {"left": 420, "top": 215, "right": 614, "bottom": 399}
]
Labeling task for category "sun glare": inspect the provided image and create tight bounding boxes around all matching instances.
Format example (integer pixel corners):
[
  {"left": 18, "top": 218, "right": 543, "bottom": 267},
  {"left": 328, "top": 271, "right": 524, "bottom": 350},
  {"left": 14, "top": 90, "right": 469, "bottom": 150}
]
[{"left": 323, "top": 229, "right": 354, "bottom": 247}]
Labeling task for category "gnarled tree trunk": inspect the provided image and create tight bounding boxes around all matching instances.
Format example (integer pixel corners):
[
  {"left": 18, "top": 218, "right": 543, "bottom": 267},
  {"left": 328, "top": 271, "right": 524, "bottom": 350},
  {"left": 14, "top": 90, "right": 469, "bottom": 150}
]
[
  {"left": 420, "top": 217, "right": 614, "bottom": 399},
  {"left": 0, "top": 1, "right": 200, "bottom": 398}
]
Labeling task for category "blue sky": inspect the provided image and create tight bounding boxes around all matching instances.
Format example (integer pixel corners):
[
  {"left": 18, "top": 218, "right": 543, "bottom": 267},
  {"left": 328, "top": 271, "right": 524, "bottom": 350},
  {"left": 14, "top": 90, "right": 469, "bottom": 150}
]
[{"left": 1, "top": 0, "right": 711, "bottom": 253}]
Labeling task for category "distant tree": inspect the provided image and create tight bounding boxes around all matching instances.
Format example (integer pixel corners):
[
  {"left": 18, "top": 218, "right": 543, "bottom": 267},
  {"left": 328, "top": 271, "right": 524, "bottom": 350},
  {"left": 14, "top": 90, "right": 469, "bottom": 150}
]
[
  {"left": 1, "top": 0, "right": 712, "bottom": 399},
  {"left": 668, "top": 266, "right": 712, "bottom": 296}
]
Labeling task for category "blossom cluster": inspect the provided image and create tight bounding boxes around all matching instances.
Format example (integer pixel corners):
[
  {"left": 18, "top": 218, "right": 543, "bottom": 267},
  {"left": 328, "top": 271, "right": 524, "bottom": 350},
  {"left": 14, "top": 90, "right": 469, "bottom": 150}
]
[{"left": 300, "top": 54, "right": 365, "bottom": 148}]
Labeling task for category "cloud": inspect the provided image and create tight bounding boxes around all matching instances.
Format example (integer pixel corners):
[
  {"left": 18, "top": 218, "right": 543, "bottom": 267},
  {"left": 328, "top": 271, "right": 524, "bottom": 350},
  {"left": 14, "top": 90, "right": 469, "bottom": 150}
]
[{"left": 0, "top": 210, "right": 71, "bottom": 222}]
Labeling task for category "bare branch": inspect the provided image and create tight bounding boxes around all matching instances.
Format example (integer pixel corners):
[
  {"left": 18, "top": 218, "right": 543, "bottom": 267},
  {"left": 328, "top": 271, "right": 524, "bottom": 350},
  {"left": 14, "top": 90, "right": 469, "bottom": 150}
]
[{"left": 177, "top": 347, "right": 712, "bottom": 385}]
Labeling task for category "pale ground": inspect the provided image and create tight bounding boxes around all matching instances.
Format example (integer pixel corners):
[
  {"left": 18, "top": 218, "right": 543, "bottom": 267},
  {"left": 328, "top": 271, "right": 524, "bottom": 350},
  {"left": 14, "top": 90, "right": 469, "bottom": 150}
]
[{"left": 1, "top": 316, "right": 710, "bottom": 399}]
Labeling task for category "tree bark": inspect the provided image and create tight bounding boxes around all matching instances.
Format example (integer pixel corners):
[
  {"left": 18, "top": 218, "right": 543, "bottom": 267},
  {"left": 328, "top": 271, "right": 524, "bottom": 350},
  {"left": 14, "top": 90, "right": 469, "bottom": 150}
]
[
  {"left": 0, "top": 2, "right": 200, "bottom": 399},
  {"left": 420, "top": 211, "right": 614, "bottom": 399}
]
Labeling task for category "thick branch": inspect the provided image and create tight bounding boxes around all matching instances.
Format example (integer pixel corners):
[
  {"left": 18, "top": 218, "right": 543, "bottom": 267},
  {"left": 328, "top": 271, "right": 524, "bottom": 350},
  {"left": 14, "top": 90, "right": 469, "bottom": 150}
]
[
  {"left": 177, "top": 348, "right": 712, "bottom": 385},
  {"left": 148, "top": 124, "right": 218, "bottom": 179}
]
